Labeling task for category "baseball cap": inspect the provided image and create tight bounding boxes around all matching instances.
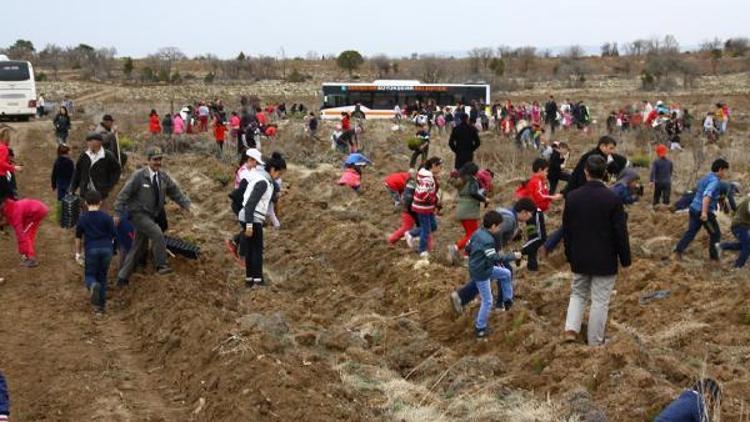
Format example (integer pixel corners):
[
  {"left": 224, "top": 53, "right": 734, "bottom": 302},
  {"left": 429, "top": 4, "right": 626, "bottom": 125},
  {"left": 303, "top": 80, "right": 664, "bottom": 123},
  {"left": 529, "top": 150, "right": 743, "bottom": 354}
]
[
  {"left": 245, "top": 148, "right": 264, "bottom": 165},
  {"left": 147, "top": 146, "right": 164, "bottom": 159}
]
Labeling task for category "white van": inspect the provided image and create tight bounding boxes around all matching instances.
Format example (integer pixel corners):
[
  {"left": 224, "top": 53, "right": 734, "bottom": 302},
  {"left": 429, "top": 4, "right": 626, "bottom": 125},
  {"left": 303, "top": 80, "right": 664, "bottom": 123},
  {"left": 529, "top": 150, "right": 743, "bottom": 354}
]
[{"left": 0, "top": 54, "right": 37, "bottom": 120}]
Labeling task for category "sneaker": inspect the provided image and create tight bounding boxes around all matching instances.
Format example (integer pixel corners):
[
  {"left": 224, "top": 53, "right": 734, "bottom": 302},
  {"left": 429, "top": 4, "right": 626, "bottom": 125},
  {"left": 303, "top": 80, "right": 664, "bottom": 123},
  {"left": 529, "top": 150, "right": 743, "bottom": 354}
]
[
  {"left": 447, "top": 244, "right": 459, "bottom": 266},
  {"left": 419, "top": 251, "right": 430, "bottom": 259},
  {"left": 90, "top": 282, "right": 101, "bottom": 307},
  {"left": 254, "top": 278, "right": 266, "bottom": 287},
  {"left": 450, "top": 291, "right": 463, "bottom": 315},
  {"left": 156, "top": 266, "right": 172, "bottom": 275},
  {"left": 21, "top": 258, "right": 38, "bottom": 268},
  {"left": 405, "top": 232, "right": 416, "bottom": 249},
  {"left": 503, "top": 300, "right": 514, "bottom": 312},
  {"left": 475, "top": 327, "right": 489, "bottom": 339},
  {"left": 116, "top": 278, "right": 129, "bottom": 287}
]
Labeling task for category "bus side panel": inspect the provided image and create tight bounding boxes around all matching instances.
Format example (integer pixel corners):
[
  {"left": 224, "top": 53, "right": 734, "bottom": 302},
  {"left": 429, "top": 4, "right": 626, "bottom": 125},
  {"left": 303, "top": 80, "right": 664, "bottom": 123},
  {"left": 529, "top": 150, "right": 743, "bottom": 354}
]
[{"left": 0, "top": 61, "right": 36, "bottom": 117}]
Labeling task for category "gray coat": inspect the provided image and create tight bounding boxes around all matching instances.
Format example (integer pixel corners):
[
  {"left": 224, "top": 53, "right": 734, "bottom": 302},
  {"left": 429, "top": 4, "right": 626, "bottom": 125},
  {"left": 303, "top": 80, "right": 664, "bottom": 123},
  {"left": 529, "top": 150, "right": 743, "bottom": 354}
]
[{"left": 114, "top": 167, "right": 190, "bottom": 218}]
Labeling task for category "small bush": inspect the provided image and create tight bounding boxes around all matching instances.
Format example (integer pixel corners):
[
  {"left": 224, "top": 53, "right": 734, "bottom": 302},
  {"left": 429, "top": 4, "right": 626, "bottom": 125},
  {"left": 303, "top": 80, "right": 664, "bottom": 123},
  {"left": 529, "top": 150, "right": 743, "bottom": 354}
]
[
  {"left": 630, "top": 154, "right": 651, "bottom": 168},
  {"left": 36, "top": 72, "right": 47, "bottom": 82},
  {"left": 286, "top": 68, "right": 307, "bottom": 83},
  {"left": 204, "top": 72, "right": 215, "bottom": 84},
  {"left": 118, "top": 135, "right": 134, "bottom": 152}
]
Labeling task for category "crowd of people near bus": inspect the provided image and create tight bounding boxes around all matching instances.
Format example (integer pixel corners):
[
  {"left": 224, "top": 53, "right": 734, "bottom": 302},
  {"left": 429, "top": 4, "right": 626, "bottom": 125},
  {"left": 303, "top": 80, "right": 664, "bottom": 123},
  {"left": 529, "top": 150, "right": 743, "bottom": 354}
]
[{"left": 0, "top": 89, "right": 743, "bottom": 421}]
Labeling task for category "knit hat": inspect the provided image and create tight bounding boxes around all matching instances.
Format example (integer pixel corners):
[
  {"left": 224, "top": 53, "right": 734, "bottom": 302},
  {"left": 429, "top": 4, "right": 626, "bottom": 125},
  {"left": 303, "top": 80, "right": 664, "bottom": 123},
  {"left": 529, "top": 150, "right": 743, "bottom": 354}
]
[{"left": 656, "top": 144, "right": 668, "bottom": 157}]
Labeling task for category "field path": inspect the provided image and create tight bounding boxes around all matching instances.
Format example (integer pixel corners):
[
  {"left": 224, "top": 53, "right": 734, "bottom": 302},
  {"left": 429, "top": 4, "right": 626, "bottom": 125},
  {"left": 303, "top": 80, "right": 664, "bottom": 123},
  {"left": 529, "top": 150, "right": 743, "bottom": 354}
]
[{"left": 0, "top": 122, "right": 185, "bottom": 421}]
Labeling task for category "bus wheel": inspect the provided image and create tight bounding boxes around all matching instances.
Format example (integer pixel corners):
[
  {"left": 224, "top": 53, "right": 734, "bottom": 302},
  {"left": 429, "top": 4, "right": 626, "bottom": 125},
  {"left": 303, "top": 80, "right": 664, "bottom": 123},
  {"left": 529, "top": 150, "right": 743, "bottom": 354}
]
[{"left": 19, "top": 115, "right": 30, "bottom": 122}]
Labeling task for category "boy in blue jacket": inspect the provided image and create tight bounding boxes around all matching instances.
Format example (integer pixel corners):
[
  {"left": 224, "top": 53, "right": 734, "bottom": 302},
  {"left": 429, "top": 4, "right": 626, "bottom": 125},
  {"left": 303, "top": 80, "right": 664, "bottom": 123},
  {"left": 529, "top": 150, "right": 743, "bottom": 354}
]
[
  {"left": 463, "top": 210, "right": 517, "bottom": 339},
  {"left": 0, "top": 371, "right": 8, "bottom": 422},
  {"left": 655, "top": 378, "right": 721, "bottom": 422}
]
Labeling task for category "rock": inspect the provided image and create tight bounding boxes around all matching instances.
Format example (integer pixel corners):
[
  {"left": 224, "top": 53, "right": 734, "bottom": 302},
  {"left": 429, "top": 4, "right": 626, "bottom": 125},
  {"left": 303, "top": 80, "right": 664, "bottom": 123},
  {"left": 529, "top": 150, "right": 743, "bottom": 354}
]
[{"left": 566, "top": 389, "right": 607, "bottom": 422}]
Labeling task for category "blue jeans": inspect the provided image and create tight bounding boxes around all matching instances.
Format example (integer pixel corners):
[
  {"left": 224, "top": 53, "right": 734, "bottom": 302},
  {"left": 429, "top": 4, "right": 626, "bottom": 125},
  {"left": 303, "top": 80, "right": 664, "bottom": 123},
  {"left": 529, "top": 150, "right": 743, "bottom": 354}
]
[
  {"left": 721, "top": 225, "right": 750, "bottom": 268},
  {"left": 84, "top": 247, "right": 113, "bottom": 308},
  {"left": 458, "top": 265, "right": 513, "bottom": 307},
  {"left": 544, "top": 227, "right": 564, "bottom": 253},
  {"left": 675, "top": 209, "right": 721, "bottom": 260},
  {"left": 474, "top": 279, "right": 492, "bottom": 330},
  {"left": 416, "top": 213, "right": 437, "bottom": 253}
]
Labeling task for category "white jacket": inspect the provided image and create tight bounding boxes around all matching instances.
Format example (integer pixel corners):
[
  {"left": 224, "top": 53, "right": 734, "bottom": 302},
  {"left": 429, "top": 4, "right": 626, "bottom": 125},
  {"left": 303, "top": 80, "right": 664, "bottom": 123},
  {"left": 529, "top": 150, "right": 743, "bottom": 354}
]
[{"left": 238, "top": 168, "right": 273, "bottom": 224}]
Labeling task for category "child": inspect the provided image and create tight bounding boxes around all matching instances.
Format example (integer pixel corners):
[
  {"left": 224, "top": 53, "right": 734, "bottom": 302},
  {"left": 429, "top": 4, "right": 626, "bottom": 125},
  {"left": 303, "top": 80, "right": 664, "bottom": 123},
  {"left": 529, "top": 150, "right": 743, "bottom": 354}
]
[
  {"left": 388, "top": 170, "right": 418, "bottom": 245},
  {"left": 161, "top": 113, "right": 174, "bottom": 137},
  {"left": 148, "top": 109, "right": 161, "bottom": 135},
  {"left": 0, "top": 371, "right": 8, "bottom": 422},
  {"left": 331, "top": 124, "right": 345, "bottom": 152},
  {"left": 719, "top": 194, "right": 750, "bottom": 269},
  {"left": 450, "top": 201, "right": 530, "bottom": 312},
  {"left": 448, "top": 162, "right": 487, "bottom": 265},
  {"left": 51, "top": 144, "right": 74, "bottom": 201},
  {"left": 0, "top": 196, "right": 48, "bottom": 267},
  {"left": 307, "top": 112, "right": 319, "bottom": 139},
  {"left": 337, "top": 153, "right": 372, "bottom": 193},
  {"left": 75, "top": 191, "right": 116, "bottom": 312},
  {"left": 229, "top": 111, "right": 241, "bottom": 140},
  {"left": 408, "top": 124, "right": 430, "bottom": 169},
  {"left": 0, "top": 126, "right": 22, "bottom": 198},
  {"left": 650, "top": 144, "right": 673, "bottom": 206},
  {"left": 516, "top": 158, "right": 562, "bottom": 213},
  {"left": 548, "top": 142, "right": 570, "bottom": 194},
  {"left": 611, "top": 169, "right": 642, "bottom": 205},
  {"left": 412, "top": 157, "right": 443, "bottom": 258},
  {"left": 384, "top": 171, "right": 410, "bottom": 208},
  {"left": 213, "top": 115, "right": 227, "bottom": 157}
]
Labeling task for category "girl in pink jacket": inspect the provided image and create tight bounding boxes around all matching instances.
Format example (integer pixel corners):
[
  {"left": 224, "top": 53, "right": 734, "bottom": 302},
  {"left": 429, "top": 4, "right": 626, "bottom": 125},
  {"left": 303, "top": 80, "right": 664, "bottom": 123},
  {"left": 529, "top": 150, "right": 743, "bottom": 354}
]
[
  {"left": 0, "top": 197, "right": 48, "bottom": 267},
  {"left": 173, "top": 114, "right": 186, "bottom": 135}
]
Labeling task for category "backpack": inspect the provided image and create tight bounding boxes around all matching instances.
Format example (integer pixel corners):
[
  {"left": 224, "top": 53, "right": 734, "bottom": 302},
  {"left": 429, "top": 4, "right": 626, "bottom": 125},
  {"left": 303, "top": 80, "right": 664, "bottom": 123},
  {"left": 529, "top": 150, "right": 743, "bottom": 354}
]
[{"left": 229, "top": 179, "right": 249, "bottom": 215}]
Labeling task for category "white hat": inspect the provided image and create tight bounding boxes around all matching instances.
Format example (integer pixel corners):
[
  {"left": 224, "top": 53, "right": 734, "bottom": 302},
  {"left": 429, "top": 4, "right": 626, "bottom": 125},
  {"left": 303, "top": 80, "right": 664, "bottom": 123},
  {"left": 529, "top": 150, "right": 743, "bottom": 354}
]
[{"left": 245, "top": 148, "right": 264, "bottom": 165}]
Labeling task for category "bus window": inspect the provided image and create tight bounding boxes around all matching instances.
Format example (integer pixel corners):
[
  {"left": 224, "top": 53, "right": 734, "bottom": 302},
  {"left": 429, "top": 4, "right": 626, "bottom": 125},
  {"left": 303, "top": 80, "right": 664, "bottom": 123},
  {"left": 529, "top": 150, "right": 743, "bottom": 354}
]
[
  {"left": 0, "top": 62, "right": 30, "bottom": 81},
  {"left": 373, "top": 93, "right": 397, "bottom": 109},
  {"left": 348, "top": 92, "right": 373, "bottom": 108}
]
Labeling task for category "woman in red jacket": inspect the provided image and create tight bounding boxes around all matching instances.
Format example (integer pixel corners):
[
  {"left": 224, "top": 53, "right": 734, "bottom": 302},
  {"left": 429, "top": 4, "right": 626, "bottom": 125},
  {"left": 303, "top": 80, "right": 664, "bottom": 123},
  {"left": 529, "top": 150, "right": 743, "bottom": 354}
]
[
  {"left": 148, "top": 109, "right": 162, "bottom": 135},
  {"left": 0, "top": 197, "right": 49, "bottom": 267}
]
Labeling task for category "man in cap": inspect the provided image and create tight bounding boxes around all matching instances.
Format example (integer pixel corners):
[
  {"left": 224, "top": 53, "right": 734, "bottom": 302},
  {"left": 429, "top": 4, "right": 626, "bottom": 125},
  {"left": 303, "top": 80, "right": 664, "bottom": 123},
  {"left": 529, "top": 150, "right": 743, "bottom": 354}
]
[
  {"left": 95, "top": 114, "right": 125, "bottom": 166},
  {"left": 70, "top": 132, "right": 122, "bottom": 203},
  {"left": 114, "top": 147, "right": 191, "bottom": 284}
]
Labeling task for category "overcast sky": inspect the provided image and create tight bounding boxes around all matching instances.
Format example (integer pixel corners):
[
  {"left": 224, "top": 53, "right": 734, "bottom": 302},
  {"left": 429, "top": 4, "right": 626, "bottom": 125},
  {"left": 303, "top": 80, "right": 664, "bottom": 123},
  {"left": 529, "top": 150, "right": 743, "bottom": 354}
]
[{"left": 1, "top": 0, "right": 747, "bottom": 58}]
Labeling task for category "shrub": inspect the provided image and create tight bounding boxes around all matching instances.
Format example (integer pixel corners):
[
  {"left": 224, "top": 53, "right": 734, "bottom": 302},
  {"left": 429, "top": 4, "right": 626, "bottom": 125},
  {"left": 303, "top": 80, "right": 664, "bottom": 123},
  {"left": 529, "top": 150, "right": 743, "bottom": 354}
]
[
  {"left": 118, "top": 135, "right": 134, "bottom": 151},
  {"left": 204, "top": 72, "right": 215, "bottom": 84},
  {"left": 36, "top": 72, "right": 47, "bottom": 81},
  {"left": 630, "top": 154, "right": 651, "bottom": 168},
  {"left": 286, "top": 68, "right": 306, "bottom": 83}
]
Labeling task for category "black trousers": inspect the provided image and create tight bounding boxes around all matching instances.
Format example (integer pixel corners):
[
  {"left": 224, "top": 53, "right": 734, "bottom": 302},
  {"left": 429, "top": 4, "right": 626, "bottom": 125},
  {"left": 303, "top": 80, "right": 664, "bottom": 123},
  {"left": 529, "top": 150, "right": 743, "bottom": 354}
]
[
  {"left": 549, "top": 171, "right": 570, "bottom": 195},
  {"left": 653, "top": 182, "right": 671, "bottom": 205},
  {"left": 243, "top": 222, "right": 264, "bottom": 281}
]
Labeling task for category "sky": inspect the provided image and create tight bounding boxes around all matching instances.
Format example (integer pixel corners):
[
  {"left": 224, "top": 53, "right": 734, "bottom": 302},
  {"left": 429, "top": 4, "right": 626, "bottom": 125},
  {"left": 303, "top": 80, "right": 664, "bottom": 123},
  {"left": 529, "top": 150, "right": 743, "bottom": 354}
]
[{"left": 1, "top": 0, "right": 747, "bottom": 59}]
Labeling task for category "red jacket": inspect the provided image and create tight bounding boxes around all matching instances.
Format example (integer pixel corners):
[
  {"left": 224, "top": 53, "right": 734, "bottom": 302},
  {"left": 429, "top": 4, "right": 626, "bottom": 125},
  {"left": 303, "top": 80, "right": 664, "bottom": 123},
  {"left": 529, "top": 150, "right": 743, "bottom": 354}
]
[
  {"left": 384, "top": 172, "right": 410, "bottom": 193},
  {"left": 0, "top": 144, "right": 14, "bottom": 177},
  {"left": 341, "top": 115, "right": 351, "bottom": 131},
  {"left": 148, "top": 115, "right": 161, "bottom": 134},
  {"left": 411, "top": 168, "right": 438, "bottom": 214},
  {"left": 214, "top": 122, "right": 227, "bottom": 141},
  {"left": 516, "top": 173, "right": 551, "bottom": 211},
  {"left": 2, "top": 198, "right": 48, "bottom": 257}
]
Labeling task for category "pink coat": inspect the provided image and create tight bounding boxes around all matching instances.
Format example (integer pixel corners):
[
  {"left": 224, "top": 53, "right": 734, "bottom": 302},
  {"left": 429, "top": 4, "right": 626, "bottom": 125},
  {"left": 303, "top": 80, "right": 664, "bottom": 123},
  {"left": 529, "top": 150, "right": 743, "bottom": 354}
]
[
  {"left": 2, "top": 198, "right": 48, "bottom": 257},
  {"left": 173, "top": 116, "right": 185, "bottom": 134},
  {"left": 337, "top": 168, "right": 361, "bottom": 189}
]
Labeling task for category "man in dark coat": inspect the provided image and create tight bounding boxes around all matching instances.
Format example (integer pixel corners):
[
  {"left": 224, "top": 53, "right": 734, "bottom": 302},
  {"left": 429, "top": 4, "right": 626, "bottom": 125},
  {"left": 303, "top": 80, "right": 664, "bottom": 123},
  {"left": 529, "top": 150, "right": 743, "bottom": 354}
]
[
  {"left": 562, "top": 155, "right": 631, "bottom": 346},
  {"left": 448, "top": 113, "right": 481, "bottom": 171},
  {"left": 71, "top": 132, "right": 122, "bottom": 200},
  {"left": 562, "top": 135, "right": 617, "bottom": 196},
  {"left": 544, "top": 95, "right": 558, "bottom": 134}
]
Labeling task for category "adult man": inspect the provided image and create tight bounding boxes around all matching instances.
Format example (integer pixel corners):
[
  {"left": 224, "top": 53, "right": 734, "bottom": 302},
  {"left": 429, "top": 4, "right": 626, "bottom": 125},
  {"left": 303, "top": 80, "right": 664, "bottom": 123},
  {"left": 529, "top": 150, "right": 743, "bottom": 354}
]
[
  {"left": 562, "top": 135, "right": 617, "bottom": 196},
  {"left": 95, "top": 114, "right": 124, "bottom": 166},
  {"left": 563, "top": 155, "right": 631, "bottom": 346},
  {"left": 70, "top": 132, "right": 122, "bottom": 201},
  {"left": 674, "top": 159, "right": 730, "bottom": 261},
  {"left": 448, "top": 113, "right": 481, "bottom": 171},
  {"left": 544, "top": 95, "right": 558, "bottom": 134},
  {"left": 114, "top": 147, "right": 191, "bottom": 285}
]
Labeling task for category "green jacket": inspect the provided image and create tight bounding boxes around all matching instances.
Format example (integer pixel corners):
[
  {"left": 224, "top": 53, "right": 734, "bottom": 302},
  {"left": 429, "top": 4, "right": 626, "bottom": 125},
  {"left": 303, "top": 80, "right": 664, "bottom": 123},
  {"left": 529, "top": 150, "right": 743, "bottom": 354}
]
[
  {"left": 455, "top": 177, "right": 486, "bottom": 221},
  {"left": 732, "top": 196, "right": 750, "bottom": 228}
]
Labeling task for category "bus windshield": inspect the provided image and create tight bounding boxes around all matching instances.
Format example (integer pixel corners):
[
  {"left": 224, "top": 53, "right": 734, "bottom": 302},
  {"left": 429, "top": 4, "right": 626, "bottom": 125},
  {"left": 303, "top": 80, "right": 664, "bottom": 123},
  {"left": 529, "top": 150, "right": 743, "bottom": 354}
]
[{"left": 0, "top": 61, "right": 31, "bottom": 82}]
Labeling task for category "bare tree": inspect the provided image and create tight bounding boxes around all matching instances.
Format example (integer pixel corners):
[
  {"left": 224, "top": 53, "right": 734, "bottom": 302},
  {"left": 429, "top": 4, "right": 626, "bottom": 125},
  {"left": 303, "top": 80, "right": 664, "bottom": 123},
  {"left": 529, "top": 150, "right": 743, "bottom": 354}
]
[
  {"left": 38, "top": 44, "right": 64, "bottom": 80},
  {"left": 515, "top": 47, "right": 537, "bottom": 75},
  {"left": 724, "top": 37, "right": 749, "bottom": 57},
  {"left": 419, "top": 55, "right": 445, "bottom": 83},
  {"left": 369, "top": 54, "right": 391, "bottom": 78},
  {"left": 150, "top": 47, "right": 186, "bottom": 79},
  {"left": 700, "top": 38, "right": 724, "bottom": 74},
  {"left": 563, "top": 45, "right": 585, "bottom": 59}
]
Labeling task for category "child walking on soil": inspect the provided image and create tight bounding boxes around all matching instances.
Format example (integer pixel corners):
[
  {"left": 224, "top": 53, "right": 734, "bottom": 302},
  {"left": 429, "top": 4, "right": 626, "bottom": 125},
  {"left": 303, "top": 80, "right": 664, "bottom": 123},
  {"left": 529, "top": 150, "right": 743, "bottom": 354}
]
[
  {"left": 388, "top": 170, "right": 418, "bottom": 245},
  {"left": 384, "top": 171, "right": 411, "bottom": 208},
  {"left": 448, "top": 162, "right": 488, "bottom": 265},
  {"left": 0, "top": 196, "right": 48, "bottom": 267},
  {"left": 51, "top": 144, "right": 74, "bottom": 201},
  {"left": 213, "top": 115, "right": 227, "bottom": 157},
  {"left": 75, "top": 191, "right": 116, "bottom": 313},
  {"left": 650, "top": 144, "right": 673, "bottom": 206},
  {"left": 412, "top": 157, "right": 443, "bottom": 258},
  {"left": 408, "top": 124, "right": 430, "bottom": 169}
]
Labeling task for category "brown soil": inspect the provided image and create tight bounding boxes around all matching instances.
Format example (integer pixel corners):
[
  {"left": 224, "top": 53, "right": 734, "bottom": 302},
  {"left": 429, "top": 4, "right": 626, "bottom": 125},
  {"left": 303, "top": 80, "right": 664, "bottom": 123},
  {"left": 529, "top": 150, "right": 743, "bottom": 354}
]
[{"left": 1, "top": 89, "right": 749, "bottom": 421}]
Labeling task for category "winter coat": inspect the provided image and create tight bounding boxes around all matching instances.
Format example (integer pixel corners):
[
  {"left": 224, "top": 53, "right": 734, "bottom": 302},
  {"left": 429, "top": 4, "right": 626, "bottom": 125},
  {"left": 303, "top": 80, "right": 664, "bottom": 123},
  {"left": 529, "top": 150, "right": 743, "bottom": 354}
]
[
  {"left": 71, "top": 149, "right": 122, "bottom": 198},
  {"left": 611, "top": 168, "right": 640, "bottom": 205},
  {"left": 412, "top": 168, "right": 438, "bottom": 214},
  {"left": 94, "top": 123, "right": 120, "bottom": 162},
  {"left": 51, "top": 156, "right": 75, "bottom": 192},
  {"left": 563, "top": 147, "right": 608, "bottom": 196},
  {"left": 455, "top": 176, "right": 485, "bottom": 221},
  {"left": 173, "top": 115, "right": 185, "bottom": 135},
  {"left": 384, "top": 172, "right": 410, "bottom": 193},
  {"left": 114, "top": 167, "right": 191, "bottom": 219},
  {"left": 517, "top": 173, "right": 552, "bottom": 211},
  {"left": 161, "top": 115, "right": 174, "bottom": 135},
  {"left": 466, "top": 228, "right": 502, "bottom": 281},
  {"left": 53, "top": 114, "right": 71, "bottom": 135},
  {"left": 448, "top": 122, "right": 481, "bottom": 170},
  {"left": 149, "top": 115, "right": 161, "bottom": 134},
  {"left": 337, "top": 168, "right": 361, "bottom": 189},
  {"left": 239, "top": 168, "right": 273, "bottom": 224},
  {"left": 650, "top": 157, "right": 673, "bottom": 185},
  {"left": 563, "top": 180, "right": 631, "bottom": 275},
  {"left": 0, "top": 144, "right": 14, "bottom": 177}
]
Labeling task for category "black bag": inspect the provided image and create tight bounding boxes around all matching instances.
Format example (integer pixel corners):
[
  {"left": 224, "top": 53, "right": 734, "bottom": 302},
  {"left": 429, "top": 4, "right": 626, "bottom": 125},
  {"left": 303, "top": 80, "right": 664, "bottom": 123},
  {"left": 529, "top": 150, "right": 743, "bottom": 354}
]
[
  {"left": 60, "top": 194, "right": 81, "bottom": 228},
  {"left": 164, "top": 236, "right": 200, "bottom": 260}
]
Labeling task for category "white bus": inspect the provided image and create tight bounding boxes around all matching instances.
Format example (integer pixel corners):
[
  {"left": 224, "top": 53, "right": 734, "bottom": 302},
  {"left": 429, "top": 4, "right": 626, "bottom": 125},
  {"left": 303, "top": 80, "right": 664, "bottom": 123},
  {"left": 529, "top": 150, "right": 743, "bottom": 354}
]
[
  {"left": 0, "top": 55, "right": 37, "bottom": 121},
  {"left": 320, "top": 80, "right": 490, "bottom": 119}
]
